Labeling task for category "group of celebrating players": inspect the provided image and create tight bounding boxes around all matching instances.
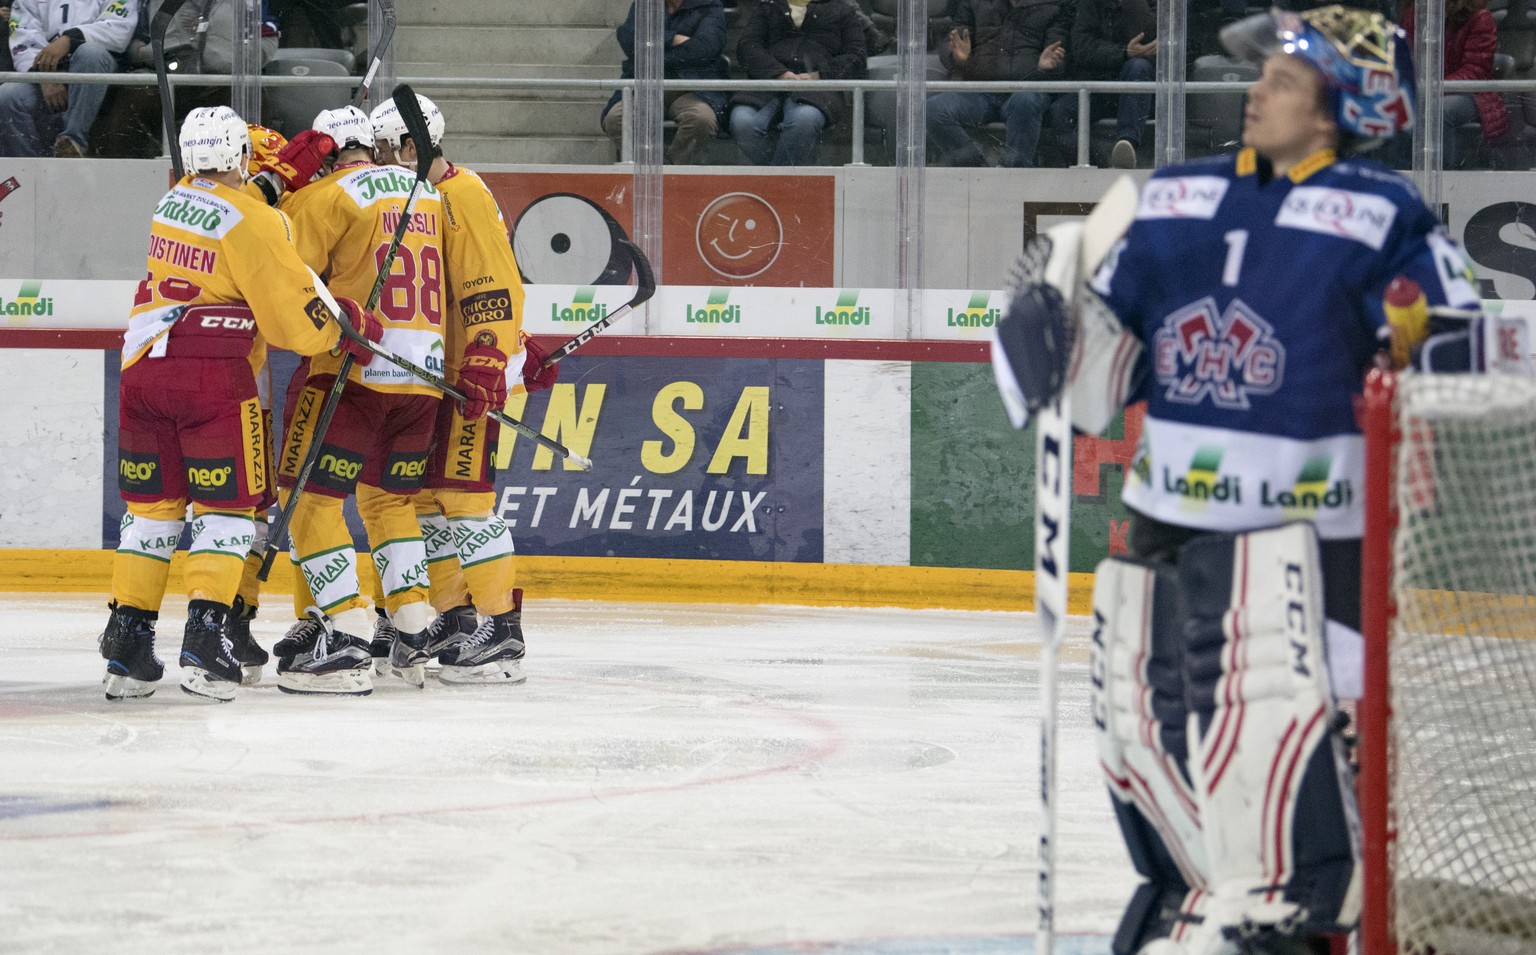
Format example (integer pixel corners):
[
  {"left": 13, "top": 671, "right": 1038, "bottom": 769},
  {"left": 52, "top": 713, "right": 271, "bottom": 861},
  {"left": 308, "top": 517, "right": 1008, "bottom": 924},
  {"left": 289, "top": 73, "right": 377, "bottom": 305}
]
[{"left": 101, "top": 92, "right": 555, "bottom": 703}]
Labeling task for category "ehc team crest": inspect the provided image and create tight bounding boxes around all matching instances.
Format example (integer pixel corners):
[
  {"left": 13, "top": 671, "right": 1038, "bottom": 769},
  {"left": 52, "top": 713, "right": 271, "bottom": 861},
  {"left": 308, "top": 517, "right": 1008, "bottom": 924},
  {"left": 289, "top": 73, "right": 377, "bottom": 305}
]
[{"left": 1152, "top": 296, "right": 1285, "bottom": 409}]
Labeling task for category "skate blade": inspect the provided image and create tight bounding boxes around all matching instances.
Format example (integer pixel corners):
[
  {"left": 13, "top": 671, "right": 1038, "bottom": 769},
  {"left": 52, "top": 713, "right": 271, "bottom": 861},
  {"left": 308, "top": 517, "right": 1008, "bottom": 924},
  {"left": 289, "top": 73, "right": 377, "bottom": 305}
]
[
  {"left": 179, "top": 667, "right": 238, "bottom": 702},
  {"left": 240, "top": 664, "right": 263, "bottom": 687},
  {"left": 438, "top": 659, "right": 525, "bottom": 686},
  {"left": 390, "top": 661, "right": 427, "bottom": 688},
  {"left": 276, "top": 668, "right": 373, "bottom": 696},
  {"left": 103, "top": 672, "right": 158, "bottom": 701}
]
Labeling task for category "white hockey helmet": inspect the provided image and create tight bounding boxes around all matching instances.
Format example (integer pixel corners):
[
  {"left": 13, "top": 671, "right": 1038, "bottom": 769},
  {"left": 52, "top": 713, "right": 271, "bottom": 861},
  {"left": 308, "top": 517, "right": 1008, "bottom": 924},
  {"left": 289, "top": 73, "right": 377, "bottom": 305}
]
[
  {"left": 312, "top": 105, "right": 376, "bottom": 156},
  {"left": 369, "top": 94, "right": 446, "bottom": 152},
  {"left": 179, "top": 105, "right": 252, "bottom": 179}
]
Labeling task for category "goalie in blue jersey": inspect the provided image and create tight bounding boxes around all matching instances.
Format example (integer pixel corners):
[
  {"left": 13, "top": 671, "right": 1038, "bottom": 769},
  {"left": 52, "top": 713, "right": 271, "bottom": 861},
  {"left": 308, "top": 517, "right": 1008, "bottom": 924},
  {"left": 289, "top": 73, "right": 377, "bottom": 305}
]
[{"left": 992, "top": 7, "right": 1485, "bottom": 954}]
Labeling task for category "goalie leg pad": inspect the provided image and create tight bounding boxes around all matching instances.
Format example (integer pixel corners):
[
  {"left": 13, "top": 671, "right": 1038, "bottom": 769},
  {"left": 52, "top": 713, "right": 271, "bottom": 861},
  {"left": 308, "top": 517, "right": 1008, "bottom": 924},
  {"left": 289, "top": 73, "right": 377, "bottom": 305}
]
[
  {"left": 1179, "top": 524, "right": 1359, "bottom": 938},
  {"left": 1095, "top": 557, "right": 1212, "bottom": 952}
]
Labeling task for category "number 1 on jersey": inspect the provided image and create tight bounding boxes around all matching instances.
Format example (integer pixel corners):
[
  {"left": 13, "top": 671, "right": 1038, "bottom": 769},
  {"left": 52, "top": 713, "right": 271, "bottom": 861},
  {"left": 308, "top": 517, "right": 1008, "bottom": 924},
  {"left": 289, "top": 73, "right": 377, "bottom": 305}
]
[{"left": 1222, "top": 229, "right": 1248, "bottom": 287}]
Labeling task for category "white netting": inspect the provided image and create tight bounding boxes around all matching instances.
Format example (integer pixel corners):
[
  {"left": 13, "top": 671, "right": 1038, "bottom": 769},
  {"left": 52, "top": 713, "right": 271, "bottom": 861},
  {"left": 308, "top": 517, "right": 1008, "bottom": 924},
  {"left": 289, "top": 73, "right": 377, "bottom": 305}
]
[{"left": 1390, "top": 373, "right": 1536, "bottom": 955}]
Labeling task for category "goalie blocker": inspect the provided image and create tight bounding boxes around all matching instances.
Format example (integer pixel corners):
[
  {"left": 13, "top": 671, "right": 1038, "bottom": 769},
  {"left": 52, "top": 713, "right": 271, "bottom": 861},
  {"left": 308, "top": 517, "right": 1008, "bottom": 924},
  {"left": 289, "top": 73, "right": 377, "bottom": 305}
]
[{"left": 1095, "top": 523, "right": 1361, "bottom": 955}]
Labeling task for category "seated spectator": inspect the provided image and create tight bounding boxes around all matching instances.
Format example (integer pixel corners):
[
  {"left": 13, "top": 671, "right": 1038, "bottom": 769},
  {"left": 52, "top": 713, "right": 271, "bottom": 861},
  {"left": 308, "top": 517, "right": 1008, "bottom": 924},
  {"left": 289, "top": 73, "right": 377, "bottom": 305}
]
[
  {"left": 0, "top": 0, "right": 138, "bottom": 157},
  {"left": 1068, "top": 0, "right": 1155, "bottom": 168},
  {"left": 730, "top": 0, "right": 867, "bottom": 166},
  {"left": 926, "top": 0, "right": 1071, "bottom": 168},
  {"left": 601, "top": 0, "right": 730, "bottom": 165},
  {"left": 2, "top": 6, "right": 13, "bottom": 72},
  {"left": 1387, "top": 0, "right": 1510, "bottom": 170},
  {"left": 126, "top": 0, "right": 279, "bottom": 75}
]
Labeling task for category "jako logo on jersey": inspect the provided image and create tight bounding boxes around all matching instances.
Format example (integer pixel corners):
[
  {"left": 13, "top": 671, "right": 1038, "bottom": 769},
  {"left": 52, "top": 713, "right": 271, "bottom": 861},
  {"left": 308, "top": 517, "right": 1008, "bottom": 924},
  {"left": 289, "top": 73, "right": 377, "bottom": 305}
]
[
  {"left": 1153, "top": 297, "right": 1285, "bottom": 409},
  {"left": 1137, "top": 176, "right": 1228, "bottom": 220},
  {"left": 550, "top": 287, "right": 604, "bottom": 324},
  {"left": 947, "top": 291, "right": 1001, "bottom": 328},
  {"left": 354, "top": 169, "right": 436, "bottom": 202},
  {"left": 815, "top": 290, "right": 870, "bottom": 326},
  {"left": 1275, "top": 186, "right": 1398, "bottom": 251},
  {"left": 687, "top": 288, "right": 740, "bottom": 324}
]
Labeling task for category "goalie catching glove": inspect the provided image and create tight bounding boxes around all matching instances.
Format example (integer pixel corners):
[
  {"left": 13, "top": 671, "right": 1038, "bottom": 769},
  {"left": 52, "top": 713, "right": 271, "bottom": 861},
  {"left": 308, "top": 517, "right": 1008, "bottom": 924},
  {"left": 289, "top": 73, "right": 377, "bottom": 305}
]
[
  {"left": 333, "top": 297, "right": 382, "bottom": 367},
  {"left": 263, "top": 130, "right": 336, "bottom": 193},
  {"left": 458, "top": 335, "right": 509, "bottom": 419},
  {"left": 520, "top": 334, "right": 560, "bottom": 393}
]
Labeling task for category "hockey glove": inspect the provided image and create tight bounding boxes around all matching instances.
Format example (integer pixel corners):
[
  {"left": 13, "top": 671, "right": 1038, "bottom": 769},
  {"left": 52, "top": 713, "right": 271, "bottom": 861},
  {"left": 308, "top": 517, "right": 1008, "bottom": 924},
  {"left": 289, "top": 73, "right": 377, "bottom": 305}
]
[
  {"left": 264, "top": 130, "right": 336, "bottom": 193},
  {"left": 521, "top": 334, "right": 560, "bottom": 393},
  {"left": 458, "top": 336, "right": 509, "bottom": 419},
  {"left": 334, "top": 297, "right": 381, "bottom": 367}
]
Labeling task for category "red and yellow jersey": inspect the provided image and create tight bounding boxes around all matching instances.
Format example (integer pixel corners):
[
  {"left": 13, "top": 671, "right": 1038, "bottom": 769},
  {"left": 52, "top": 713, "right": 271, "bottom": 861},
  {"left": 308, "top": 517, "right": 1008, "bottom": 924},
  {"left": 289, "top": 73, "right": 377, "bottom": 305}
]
[
  {"left": 123, "top": 176, "right": 342, "bottom": 379},
  {"left": 283, "top": 161, "right": 447, "bottom": 396},
  {"left": 437, "top": 163, "right": 528, "bottom": 393}
]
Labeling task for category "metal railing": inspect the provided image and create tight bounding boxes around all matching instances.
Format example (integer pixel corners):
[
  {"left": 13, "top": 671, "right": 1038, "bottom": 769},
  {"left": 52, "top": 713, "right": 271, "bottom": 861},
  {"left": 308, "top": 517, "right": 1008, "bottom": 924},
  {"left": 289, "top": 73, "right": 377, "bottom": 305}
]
[{"left": 3, "top": 69, "right": 1532, "bottom": 169}]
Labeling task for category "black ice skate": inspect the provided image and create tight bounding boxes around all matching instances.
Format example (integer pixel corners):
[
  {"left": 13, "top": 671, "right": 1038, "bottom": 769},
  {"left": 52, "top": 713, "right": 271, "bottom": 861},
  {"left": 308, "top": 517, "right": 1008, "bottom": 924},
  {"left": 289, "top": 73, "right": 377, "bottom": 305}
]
[
  {"left": 179, "top": 600, "right": 242, "bottom": 702},
  {"left": 274, "top": 607, "right": 373, "bottom": 697},
  {"left": 369, "top": 609, "right": 397, "bottom": 677},
  {"left": 421, "top": 604, "right": 479, "bottom": 659},
  {"left": 386, "top": 602, "right": 435, "bottom": 689},
  {"left": 229, "top": 596, "right": 268, "bottom": 685},
  {"left": 439, "top": 592, "right": 526, "bottom": 686},
  {"left": 100, "top": 602, "right": 163, "bottom": 701}
]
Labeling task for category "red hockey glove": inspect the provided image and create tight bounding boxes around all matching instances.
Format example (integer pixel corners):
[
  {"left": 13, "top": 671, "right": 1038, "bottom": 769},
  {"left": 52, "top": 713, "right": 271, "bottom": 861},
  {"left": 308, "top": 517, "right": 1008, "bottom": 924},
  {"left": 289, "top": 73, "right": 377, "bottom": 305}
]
[
  {"left": 334, "top": 297, "right": 381, "bottom": 367},
  {"left": 458, "top": 336, "right": 509, "bottom": 419},
  {"left": 521, "top": 334, "right": 559, "bottom": 393},
  {"left": 262, "top": 130, "right": 336, "bottom": 193}
]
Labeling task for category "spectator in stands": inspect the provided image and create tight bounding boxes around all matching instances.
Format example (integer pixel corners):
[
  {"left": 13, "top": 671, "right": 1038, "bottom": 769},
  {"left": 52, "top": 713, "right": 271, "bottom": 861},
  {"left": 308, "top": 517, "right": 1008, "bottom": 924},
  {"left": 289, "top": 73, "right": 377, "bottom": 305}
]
[
  {"left": 601, "top": 0, "right": 731, "bottom": 165},
  {"left": 1388, "top": 0, "right": 1511, "bottom": 170},
  {"left": 126, "top": 0, "right": 279, "bottom": 75},
  {"left": 0, "top": 0, "right": 139, "bottom": 157},
  {"left": 926, "top": 0, "right": 1071, "bottom": 167},
  {"left": 274, "top": 0, "right": 356, "bottom": 52},
  {"left": 1068, "top": 0, "right": 1156, "bottom": 168},
  {"left": 2, "top": 6, "right": 14, "bottom": 72},
  {"left": 730, "top": 0, "right": 868, "bottom": 166},
  {"left": 841, "top": 0, "right": 894, "bottom": 55}
]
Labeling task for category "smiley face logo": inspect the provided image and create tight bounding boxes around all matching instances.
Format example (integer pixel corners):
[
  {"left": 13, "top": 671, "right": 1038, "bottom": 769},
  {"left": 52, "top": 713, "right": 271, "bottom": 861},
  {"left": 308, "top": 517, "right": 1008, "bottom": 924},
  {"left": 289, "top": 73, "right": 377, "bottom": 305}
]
[{"left": 696, "top": 192, "right": 783, "bottom": 279}]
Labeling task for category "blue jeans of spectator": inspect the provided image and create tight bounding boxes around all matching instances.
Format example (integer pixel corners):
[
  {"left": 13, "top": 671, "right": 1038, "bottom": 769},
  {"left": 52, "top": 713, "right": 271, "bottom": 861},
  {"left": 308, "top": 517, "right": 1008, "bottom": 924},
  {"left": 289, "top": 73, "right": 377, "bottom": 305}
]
[
  {"left": 926, "top": 90, "right": 1050, "bottom": 167},
  {"left": 730, "top": 96, "right": 826, "bottom": 166},
  {"left": 1117, "top": 56, "right": 1154, "bottom": 145},
  {"left": 0, "top": 42, "right": 118, "bottom": 156}
]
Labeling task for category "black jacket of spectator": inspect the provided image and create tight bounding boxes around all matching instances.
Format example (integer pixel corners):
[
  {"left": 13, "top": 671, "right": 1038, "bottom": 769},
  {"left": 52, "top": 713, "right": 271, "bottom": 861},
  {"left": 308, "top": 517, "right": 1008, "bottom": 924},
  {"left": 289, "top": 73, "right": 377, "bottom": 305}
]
[
  {"left": 732, "top": 0, "right": 867, "bottom": 127},
  {"left": 603, "top": 0, "right": 730, "bottom": 121},
  {"left": 1069, "top": 0, "right": 1153, "bottom": 79},
  {"left": 941, "top": 0, "right": 1069, "bottom": 82}
]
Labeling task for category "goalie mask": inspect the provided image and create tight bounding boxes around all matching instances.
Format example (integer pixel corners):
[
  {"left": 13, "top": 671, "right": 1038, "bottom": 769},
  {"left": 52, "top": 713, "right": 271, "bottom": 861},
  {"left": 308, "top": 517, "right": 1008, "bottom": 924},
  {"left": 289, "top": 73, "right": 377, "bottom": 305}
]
[
  {"left": 179, "top": 106, "right": 252, "bottom": 180},
  {"left": 1221, "top": 5, "right": 1415, "bottom": 146},
  {"left": 312, "top": 105, "right": 376, "bottom": 158},
  {"left": 369, "top": 94, "right": 446, "bottom": 153}
]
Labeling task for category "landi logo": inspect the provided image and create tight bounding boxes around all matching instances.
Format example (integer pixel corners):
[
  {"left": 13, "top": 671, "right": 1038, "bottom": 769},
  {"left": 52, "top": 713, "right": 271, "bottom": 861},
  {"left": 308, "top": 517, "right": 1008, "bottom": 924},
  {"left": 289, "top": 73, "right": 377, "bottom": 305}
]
[
  {"left": 814, "top": 290, "right": 870, "bottom": 326},
  {"left": 2, "top": 280, "right": 54, "bottom": 322},
  {"left": 0, "top": 176, "right": 18, "bottom": 229},
  {"left": 1165, "top": 445, "right": 1241, "bottom": 510},
  {"left": 696, "top": 192, "right": 783, "bottom": 279},
  {"left": 551, "top": 287, "right": 607, "bottom": 323},
  {"left": 946, "top": 291, "right": 1001, "bottom": 328},
  {"left": 685, "top": 288, "right": 741, "bottom": 325},
  {"left": 1263, "top": 455, "right": 1353, "bottom": 512}
]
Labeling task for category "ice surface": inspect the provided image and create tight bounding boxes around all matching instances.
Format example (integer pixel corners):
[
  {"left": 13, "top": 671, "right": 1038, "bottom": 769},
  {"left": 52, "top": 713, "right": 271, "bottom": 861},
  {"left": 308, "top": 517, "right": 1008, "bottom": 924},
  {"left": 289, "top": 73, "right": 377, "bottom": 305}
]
[{"left": 0, "top": 596, "right": 1129, "bottom": 954}]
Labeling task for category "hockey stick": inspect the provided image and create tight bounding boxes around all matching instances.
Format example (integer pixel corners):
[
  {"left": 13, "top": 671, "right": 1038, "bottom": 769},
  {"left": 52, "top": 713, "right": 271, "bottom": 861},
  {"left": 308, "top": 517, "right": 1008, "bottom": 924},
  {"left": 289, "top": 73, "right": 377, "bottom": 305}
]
[
  {"left": 327, "top": 301, "right": 594, "bottom": 470},
  {"left": 540, "top": 239, "right": 657, "bottom": 366},
  {"left": 150, "top": 0, "right": 192, "bottom": 179},
  {"left": 256, "top": 84, "right": 434, "bottom": 582},
  {"left": 1033, "top": 174, "right": 1138, "bottom": 955},
  {"left": 350, "top": 8, "right": 397, "bottom": 110}
]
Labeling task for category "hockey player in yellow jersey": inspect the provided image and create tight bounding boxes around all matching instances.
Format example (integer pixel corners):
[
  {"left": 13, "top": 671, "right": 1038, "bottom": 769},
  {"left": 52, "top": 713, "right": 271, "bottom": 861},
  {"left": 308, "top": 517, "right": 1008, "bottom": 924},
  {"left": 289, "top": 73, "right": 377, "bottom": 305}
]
[
  {"left": 362, "top": 92, "right": 559, "bottom": 685},
  {"left": 102, "top": 106, "right": 383, "bottom": 703},
  {"left": 273, "top": 104, "right": 448, "bottom": 695}
]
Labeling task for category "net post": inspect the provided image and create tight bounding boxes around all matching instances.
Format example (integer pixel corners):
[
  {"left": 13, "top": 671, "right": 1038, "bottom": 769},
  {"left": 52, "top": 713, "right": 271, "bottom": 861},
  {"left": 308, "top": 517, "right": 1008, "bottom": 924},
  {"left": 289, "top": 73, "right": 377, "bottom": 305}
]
[{"left": 1359, "top": 366, "right": 1398, "bottom": 955}]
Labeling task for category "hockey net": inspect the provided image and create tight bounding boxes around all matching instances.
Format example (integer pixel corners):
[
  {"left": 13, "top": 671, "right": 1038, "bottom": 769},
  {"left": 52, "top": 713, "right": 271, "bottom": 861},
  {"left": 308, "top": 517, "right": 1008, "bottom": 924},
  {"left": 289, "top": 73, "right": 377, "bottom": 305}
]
[{"left": 1360, "top": 369, "right": 1536, "bottom": 955}]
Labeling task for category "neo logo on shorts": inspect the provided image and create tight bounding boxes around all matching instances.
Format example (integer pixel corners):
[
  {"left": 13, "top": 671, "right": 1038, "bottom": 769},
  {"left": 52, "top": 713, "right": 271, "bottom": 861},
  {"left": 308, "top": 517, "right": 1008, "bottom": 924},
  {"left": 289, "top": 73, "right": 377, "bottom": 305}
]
[
  {"left": 319, "top": 453, "right": 363, "bottom": 482},
  {"left": 119, "top": 459, "right": 157, "bottom": 482},
  {"left": 1153, "top": 297, "right": 1285, "bottom": 410}
]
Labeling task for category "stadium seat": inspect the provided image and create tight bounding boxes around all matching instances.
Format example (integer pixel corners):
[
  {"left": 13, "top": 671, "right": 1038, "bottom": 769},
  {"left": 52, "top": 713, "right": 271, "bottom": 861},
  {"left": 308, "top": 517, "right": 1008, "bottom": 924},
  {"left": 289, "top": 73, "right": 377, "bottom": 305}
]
[
  {"left": 269, "top": 45, "right": 356, "bottom": 74},
  {"left": 1187, "top": 54, "right": 1258, "bottom": 158},
  {"left": 262, "top": 57, "right": 352, "bottom": 138}
]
